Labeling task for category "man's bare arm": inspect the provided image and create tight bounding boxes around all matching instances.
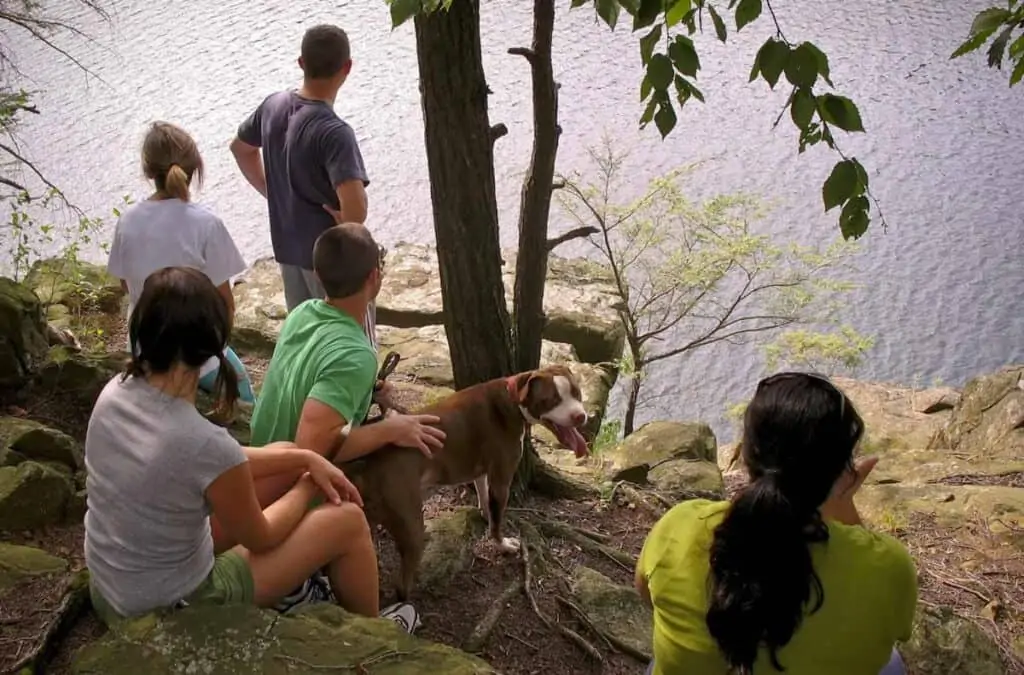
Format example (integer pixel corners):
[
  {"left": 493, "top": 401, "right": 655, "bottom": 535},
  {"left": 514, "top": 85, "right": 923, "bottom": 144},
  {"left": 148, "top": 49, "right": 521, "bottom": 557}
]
[
  {"left": 230, "top": 138, "right": 268, "bottom": 198},
  {"left": 334, "top": 180, "right": 368, "bottom": 224},
  {"left": 295, "top": 398, "right": 393, "bottom": 463}
]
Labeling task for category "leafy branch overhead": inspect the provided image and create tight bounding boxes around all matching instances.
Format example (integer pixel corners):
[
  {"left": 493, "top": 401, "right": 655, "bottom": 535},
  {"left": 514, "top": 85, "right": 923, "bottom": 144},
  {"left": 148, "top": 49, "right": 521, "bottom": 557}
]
[
  {"left": 951, "top": 1, "right": 1024, "bottom": 87},
  {"left": 575, "top": 0, "right": 878, "bottom": 241}
]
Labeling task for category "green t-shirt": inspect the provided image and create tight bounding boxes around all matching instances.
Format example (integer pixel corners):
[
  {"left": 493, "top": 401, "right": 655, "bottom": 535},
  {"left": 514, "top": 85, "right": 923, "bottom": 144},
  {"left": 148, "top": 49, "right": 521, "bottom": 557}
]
[
  {"left": 638, "top": 499, "right": 917, "bottom": 675},
  {"left": 250, "top": 300, "right": 377, "bottom": 446}
]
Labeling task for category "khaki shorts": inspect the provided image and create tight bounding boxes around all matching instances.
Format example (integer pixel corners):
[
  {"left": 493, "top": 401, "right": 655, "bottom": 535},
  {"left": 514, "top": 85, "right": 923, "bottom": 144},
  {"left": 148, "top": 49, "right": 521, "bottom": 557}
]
[{"left": 90, "top": 551, "right": 254, "bottom": 627}]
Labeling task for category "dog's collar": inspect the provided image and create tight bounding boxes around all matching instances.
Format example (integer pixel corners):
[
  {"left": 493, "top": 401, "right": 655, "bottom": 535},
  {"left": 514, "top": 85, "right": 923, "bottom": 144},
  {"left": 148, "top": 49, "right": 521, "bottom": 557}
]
[{"left": 506, "top": 375, "right": 520, "bottom": 402}]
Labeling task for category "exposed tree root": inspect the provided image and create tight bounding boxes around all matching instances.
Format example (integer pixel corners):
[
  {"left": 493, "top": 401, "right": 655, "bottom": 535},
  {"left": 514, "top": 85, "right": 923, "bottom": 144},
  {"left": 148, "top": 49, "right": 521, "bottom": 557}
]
[
  {"left": 533, "top": 517, "right": 636, "bottom": 570},
  {"left": 463, "top": 578, "right": 523, "bottom": 654},
  {"left": 609, "top": 480, "right": 670, "bottom": 517},
  {"left": 9, "top": 572, "right": 91, "bottom": 674},
  {"left": 555, "top": 596, "right": 651, "bottom": 665},
  {"left": 519, "top": 520, "right": 603, "bottom": 661},
  {"left": 529, "top": 457, "right": 598, "bottom": 501}
]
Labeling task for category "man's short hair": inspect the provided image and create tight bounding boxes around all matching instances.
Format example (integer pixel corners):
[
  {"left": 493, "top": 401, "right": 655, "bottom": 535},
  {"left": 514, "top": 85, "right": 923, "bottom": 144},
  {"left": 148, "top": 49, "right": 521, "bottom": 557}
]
[
  {"left": 301, "top": 25, "right": 351, "bottom": 80},
  {"left": 313, "top": 223, "right": 380, "bottom": 299}
]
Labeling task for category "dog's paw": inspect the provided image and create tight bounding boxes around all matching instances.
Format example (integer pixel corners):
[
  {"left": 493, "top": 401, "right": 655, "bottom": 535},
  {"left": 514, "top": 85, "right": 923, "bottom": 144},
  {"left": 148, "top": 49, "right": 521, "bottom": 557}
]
[{"left": 499, "top": 537, "right": 521, "bottom": 554}]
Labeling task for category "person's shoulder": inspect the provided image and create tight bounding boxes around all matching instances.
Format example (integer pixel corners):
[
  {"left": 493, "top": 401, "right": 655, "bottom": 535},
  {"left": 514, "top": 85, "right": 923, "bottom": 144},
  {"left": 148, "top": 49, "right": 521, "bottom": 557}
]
[
  {"left": 653, "top": 498, "right": 728, "bottom": 541},
  {"left": 830, "top": 522, "right": 918, "bottom": 580}
]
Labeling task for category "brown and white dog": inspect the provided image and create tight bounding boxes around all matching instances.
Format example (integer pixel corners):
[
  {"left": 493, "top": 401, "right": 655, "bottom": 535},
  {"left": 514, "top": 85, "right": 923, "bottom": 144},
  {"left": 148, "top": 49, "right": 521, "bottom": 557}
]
[{"left": 342, "top": 364, "right": 589, "bottom": 600}]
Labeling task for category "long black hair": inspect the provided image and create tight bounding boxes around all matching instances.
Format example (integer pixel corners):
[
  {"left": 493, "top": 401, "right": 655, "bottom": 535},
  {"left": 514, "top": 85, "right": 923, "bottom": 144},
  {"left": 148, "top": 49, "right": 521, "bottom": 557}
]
[
  {"left": 706, "top": 372, "right": 864, "bottom": 673},
  {"left": 124, "top": 266, "right": 239, "bottom": 409}
]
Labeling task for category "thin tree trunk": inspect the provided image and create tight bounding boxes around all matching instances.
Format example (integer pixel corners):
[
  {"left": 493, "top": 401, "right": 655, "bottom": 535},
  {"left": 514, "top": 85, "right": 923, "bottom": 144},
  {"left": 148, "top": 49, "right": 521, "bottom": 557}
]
[
  {"left": 414, "top": 0, "right": 513, "bottom": 389},
  {"left": 510, "top": 0, "right": 560, "bottom": 498},
  {"left": 624, "top": 374, "right": 641, "bottom": 437}
]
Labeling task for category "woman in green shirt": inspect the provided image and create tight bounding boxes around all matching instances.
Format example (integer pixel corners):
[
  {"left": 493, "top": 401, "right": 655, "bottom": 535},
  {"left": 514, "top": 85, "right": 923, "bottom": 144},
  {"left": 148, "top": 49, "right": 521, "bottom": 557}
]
[{"left": 636, "top": 372, "right": 917, "bottom": 674}]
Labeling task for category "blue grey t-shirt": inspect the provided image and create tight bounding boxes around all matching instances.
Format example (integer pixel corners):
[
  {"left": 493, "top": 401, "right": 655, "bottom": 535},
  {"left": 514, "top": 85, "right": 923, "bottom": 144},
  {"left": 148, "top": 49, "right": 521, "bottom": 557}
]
[{"left": 237, "top": 90, "right": 369, "bottom": 269}]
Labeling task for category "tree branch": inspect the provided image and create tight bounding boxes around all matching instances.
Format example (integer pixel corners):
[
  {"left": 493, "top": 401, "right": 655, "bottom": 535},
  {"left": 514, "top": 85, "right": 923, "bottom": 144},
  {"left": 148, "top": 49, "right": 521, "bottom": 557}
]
[
  {"left": 546, "top": 225, "right": 598, "bottom": 252},
  {"left": 508, "top": 46, "right": 537, "bottom": 63},
  {"left": 490, "top": 123, "right": 508, "bottom": 143}
]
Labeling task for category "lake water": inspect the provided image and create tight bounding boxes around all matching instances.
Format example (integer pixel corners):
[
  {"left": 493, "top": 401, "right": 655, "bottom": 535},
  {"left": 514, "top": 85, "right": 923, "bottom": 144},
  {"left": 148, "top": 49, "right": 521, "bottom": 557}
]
[{"left": 5, "top": 0, "right": 1023, "bottom": 442}]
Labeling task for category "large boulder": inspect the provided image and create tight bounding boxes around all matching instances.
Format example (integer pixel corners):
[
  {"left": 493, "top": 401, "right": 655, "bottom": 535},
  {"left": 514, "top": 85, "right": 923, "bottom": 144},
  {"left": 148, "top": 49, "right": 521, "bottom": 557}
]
[
  {"left": 36, "top": 346, "right": 126, "bottom": 404},
  {"left": 605, "top": 421, "right": 718, "bottom": 482},
  {"left": 0, "top": 461, "right": 74, "bottom": 531},
  {"left": 0, "top": 417, "right": 83, "bottom": 470},
  {"left": 0, "top": 277, "right": 50, "bottom": 387},
  {"left": 73, "top": 603, "right": 496, "bottom": 674},
  {"left": 929, "top": 365, "right": 1024, "bottom": 461},
  {"left": 24, "top": 258, "right": 124, "bottom": 314},
  {"left": 232, "top": 244, "right": 627, "bottom": 365},
  {"left": 0, "top": 542, "right": 67, "bottom": 592}
]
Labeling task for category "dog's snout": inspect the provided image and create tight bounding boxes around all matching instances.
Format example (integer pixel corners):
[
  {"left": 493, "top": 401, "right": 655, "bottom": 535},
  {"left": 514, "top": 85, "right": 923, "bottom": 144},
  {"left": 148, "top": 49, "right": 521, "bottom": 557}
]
[{"left": 571, "top": 411, "right": 587, "bottom": 427}]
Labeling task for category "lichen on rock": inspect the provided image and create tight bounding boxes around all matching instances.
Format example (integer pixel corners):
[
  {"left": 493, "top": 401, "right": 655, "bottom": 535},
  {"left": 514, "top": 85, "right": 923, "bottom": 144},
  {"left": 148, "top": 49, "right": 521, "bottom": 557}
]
[
  {"left": 0, "top": 276, "right": 50, "bottom": 387},
  {"left": 0, "top": 543, "right": 68, "bottom": 592},
  {"left": 0, "top": 461, "right": 74, "bottom": 531},
  {"left": 0, "top": 417, "right": 83, "bottom": 470}
]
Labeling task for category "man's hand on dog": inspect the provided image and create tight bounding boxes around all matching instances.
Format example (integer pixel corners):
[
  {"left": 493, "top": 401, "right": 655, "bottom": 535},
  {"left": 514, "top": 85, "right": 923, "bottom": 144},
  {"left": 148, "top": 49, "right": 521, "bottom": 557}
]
[
  {"left": 383, "top": 412, "right": 446, "bottom": 458},
  {"left": 306, "top": 453, "right": 363, "bottom": 507}
]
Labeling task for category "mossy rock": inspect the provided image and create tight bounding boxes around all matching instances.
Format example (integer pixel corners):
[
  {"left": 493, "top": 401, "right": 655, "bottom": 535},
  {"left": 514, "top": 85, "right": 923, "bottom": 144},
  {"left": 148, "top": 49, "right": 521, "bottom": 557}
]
[
  {"left": 570, "top": 566, "right": 652, "bottom": 660},
  {"left": 416, "top": 507, "right": 487, "bottom": 593},
  {"left": 0, "top": 542, "right": 67, "bottom": 592},
  {"left": 606, "top": 421, "right": 718, "bottom": 483},
  {"left": 0, "top": 276, "right": 50, "bottom": 387},
  {"left": 36, "top": 348, "right": 126, "bottom": 403},
  {"left": 73, "top": 603, "right": 497, "bottom": 674},
  {"left": 0, "top": 417, "right": 83, "bottom": 470},
  {"left": 648, "top": 459, "right": 724, "bottom": 499},
  {"left": 24, "top": 258, "right": 124, "bottom": 314},
  {"left": 0, "top": 461, "right": 74, "bottom": 531}
]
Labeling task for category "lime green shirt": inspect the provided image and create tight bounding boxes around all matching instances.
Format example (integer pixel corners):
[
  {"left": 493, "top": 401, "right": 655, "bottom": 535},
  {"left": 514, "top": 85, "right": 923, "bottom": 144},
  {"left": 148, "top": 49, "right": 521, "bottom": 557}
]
[
  {"left": 250, "top": 300, "right": 377, "bottom": 446},
  {"left": 638, "top": 499, "right": 917, "bottom": 675}
]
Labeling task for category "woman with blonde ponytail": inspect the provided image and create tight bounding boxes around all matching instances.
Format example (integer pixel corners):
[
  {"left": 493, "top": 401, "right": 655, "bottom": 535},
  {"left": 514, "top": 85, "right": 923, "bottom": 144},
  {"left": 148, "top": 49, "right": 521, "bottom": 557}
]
[{"left": 107, "top": 121, "right": 256, "bottom": 409}]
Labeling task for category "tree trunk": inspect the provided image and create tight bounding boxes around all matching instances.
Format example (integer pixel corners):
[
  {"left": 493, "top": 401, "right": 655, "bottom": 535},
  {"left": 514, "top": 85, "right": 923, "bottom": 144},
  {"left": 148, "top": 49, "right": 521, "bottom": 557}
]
[
  {"left": 624, "top": 373, "right": 641, "bottom": 437},
  {"left": 414, "top": 0, "right": 513, "bottom": 390},
  {"left": 510, "top": 0, "right": 561, "bottom": 498}
]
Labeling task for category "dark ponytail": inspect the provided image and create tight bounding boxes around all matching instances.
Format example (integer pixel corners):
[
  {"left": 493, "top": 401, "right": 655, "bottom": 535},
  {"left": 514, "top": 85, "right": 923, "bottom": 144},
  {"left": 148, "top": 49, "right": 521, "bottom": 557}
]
[
  {"left": 213, "top": 351, "right": 240, "bottom": 411},
  {"left": 707, "top": 372, "right": 863, "bottom": 673}
]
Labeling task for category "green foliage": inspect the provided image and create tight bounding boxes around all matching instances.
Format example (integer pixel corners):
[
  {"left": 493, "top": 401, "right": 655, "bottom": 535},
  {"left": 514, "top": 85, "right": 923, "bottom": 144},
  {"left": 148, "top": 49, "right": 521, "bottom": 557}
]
[
  {"left": 951, "top": 1, "right": 1024, "bottom": 87},
  {"left": 763, "top": 325, "right": 874, "bottom": 374},
  {"left": 559, "top": 139, "right": 868, "bottom": 433},
  {"left": 591, "top": 418, "right": 623, "bottom": 454}
]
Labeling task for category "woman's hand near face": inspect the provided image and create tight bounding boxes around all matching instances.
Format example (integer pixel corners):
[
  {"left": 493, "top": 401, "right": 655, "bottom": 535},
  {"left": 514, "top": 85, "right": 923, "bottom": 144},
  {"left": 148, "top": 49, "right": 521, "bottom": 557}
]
[{"left": 820, "top": 455, "right": 878, "bottom": 526}]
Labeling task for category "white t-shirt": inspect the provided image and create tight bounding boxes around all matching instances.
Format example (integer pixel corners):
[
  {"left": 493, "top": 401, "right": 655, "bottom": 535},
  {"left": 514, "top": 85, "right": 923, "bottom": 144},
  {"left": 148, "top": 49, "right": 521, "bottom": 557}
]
[{"left": 107, "top": 199, "right": 247, "bottom": 375}]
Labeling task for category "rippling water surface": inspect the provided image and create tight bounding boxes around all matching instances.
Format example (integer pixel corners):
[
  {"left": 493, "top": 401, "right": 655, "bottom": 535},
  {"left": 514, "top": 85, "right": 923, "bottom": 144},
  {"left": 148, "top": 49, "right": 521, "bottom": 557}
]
[{"left": 5, "top": 0, "right": 1023, "bottom": 439}]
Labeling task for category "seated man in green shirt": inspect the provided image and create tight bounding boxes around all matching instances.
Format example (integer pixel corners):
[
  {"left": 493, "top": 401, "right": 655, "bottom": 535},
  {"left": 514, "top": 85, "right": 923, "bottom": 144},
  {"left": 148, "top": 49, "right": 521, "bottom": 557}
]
[{"left": 241, "top": 222, "right": 446, "bottom": 517}]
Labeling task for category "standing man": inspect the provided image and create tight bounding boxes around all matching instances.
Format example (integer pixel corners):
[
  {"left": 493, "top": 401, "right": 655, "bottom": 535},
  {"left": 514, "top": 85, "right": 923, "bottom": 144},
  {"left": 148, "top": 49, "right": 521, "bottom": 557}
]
[{"left": 230, "top": 24, "right": 377, "bottom": 345}]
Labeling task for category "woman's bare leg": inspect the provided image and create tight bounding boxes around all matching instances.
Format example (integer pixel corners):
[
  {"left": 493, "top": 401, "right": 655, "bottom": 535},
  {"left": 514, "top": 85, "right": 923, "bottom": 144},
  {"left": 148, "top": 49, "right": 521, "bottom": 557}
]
[{"left": 235, "top": 502, "right": 380, "bottom": 617}]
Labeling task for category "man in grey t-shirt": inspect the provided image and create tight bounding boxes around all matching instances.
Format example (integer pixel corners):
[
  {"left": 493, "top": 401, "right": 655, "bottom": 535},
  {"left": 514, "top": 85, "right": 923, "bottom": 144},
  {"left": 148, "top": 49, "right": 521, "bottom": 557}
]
[{"left": 230, "top": 24, "right": 376, "bottom": 346}]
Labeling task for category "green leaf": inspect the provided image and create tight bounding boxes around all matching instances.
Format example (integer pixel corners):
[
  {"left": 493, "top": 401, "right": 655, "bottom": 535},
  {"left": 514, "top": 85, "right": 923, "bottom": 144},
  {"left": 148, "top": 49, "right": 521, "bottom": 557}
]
[
  {"left": 951, "top": 29, "right": 998, "bottom": 59},
  {"left": 596, "top": 0, "right": 621, "bottom": 29},
  {"left": 970, "top": 7, "right": 1011, "bottom": 36},
  {"left": 1011, "top": 55, "right": 1024, "bottom": 85},
  {"left": 802, "top": 42, "right": 833, "bottom": 86},
  {"left": 689, "top": 81, "right": 705, "bottom": 102},
  {"left": 851, "top": 157, "right": 869, "bottom": 192},
  {"left": 707, "top": 4, "right": 728, "bottom": 42},
  {"left": 988, "top": 25, "right": 1014, "bottom": 67},
  {"left": 665, "top": 0, "right": 693, "bottom": 27},
  {"left": 570, "top": 0, "right": 589, "bottom": 6},
  {"left": 648, "top": 53, "right": 674, "bottom": 90},
  {"left": 640, "top": 96, "right": 658, "bottom": 126},
  {"left": 389, "top": 0, "right": 422, "bottom": 27},
  {"left": 618, "top": 0, "right": 640, "bottom": 13},
  {"left": 790, "top": 87, "right": 815, "bottom": 128},
  {"left": 822, "top": 159, "right": 859, "bottom": 212},
  {"left": 734, "top": 0, "right": 762, "bottom": 31},
  {"left": 641, "top": 73, "right": 653, "bottom": 100},
  {"left": 1010, "top": 34, "right": 1024, "bottom": 59},
  {"left": 639, "top": 24, "right": 662, "bottom": 64},
  {"left": 817, "top": 94, "right": 865, "bottom": 132},
  {"left": 839, "top": 196, "right": 870, "bottom": 240},
  {"left": 785, "top": 43, "right": 819, "bottom": 88},
  {"left": 753, "top": 38, "right": 790, "bottom": 88},
  {"left": 654, "top": 100, "right": 678, "bottom": 138},
  {"left": 673, "top": 74, "right": 692, "bottom": 107},
  {"left": 668, "top": 35, "right": 700, "bottom": 77},
  {"left": 633, "top": 0, "right": 663, "bottom": 30}
]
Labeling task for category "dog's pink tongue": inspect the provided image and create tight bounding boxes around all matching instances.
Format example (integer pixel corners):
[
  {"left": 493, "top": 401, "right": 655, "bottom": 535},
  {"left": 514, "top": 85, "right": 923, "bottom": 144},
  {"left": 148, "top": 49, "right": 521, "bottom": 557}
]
[{"left": 554, "top": 424, "right": 590, "bottom": 458}]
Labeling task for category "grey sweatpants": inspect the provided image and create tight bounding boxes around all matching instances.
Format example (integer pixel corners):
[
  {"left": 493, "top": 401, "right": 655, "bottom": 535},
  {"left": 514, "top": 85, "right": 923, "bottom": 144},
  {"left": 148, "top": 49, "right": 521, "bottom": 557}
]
[{"left": 279, "top": 264, "right": 378, "bottom": 350}]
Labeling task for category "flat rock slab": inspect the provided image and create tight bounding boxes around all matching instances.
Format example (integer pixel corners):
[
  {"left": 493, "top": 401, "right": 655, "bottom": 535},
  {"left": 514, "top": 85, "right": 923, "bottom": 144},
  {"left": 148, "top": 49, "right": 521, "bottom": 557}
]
[
  {"left": 571, "top": 567, "right": 652, "bottom": 661},
  {"left": 73, "top": 603, "right": 497, "bottom": 674},
  {"left": 232, "top": 244, "right": 626, "bottom": 364},
  {"left": 0, "top": 542, "right": 67, "bottom": 592}
]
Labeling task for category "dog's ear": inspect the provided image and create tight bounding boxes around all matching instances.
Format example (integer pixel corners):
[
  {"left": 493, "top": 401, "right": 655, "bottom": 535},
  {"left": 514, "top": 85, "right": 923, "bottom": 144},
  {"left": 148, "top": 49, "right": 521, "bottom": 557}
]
[{"left": 513, "top": 371, "right": 536, "bottom": 405}]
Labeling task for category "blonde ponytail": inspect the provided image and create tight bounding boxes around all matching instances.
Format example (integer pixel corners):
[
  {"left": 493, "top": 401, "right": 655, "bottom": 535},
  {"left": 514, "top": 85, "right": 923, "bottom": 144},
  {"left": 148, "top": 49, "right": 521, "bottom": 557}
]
[
  {"left": 164, "top": 164, "right": 191, "bottom": 201},
  {"left": 141, "top": 121, "right": 204, "bottom": 202}
]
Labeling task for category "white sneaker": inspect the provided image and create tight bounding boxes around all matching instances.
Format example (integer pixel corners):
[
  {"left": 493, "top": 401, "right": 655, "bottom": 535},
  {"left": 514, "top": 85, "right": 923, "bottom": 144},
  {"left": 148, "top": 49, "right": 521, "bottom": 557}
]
[{"left": 381, "top": 601, "right": 422, "bottom": 633}]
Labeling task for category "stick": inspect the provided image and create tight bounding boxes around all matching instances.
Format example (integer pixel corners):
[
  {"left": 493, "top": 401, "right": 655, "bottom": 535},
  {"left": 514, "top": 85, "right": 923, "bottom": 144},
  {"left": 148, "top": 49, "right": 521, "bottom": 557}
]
[
  {"left": 463, "top": 579, "right": 523, "bottom": 653},
  {"left": 533, "top": 517, "right": 636, "bottom": 570},
  {"left": 520, "top": 522, "right": 602, "bottom": 661}
]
